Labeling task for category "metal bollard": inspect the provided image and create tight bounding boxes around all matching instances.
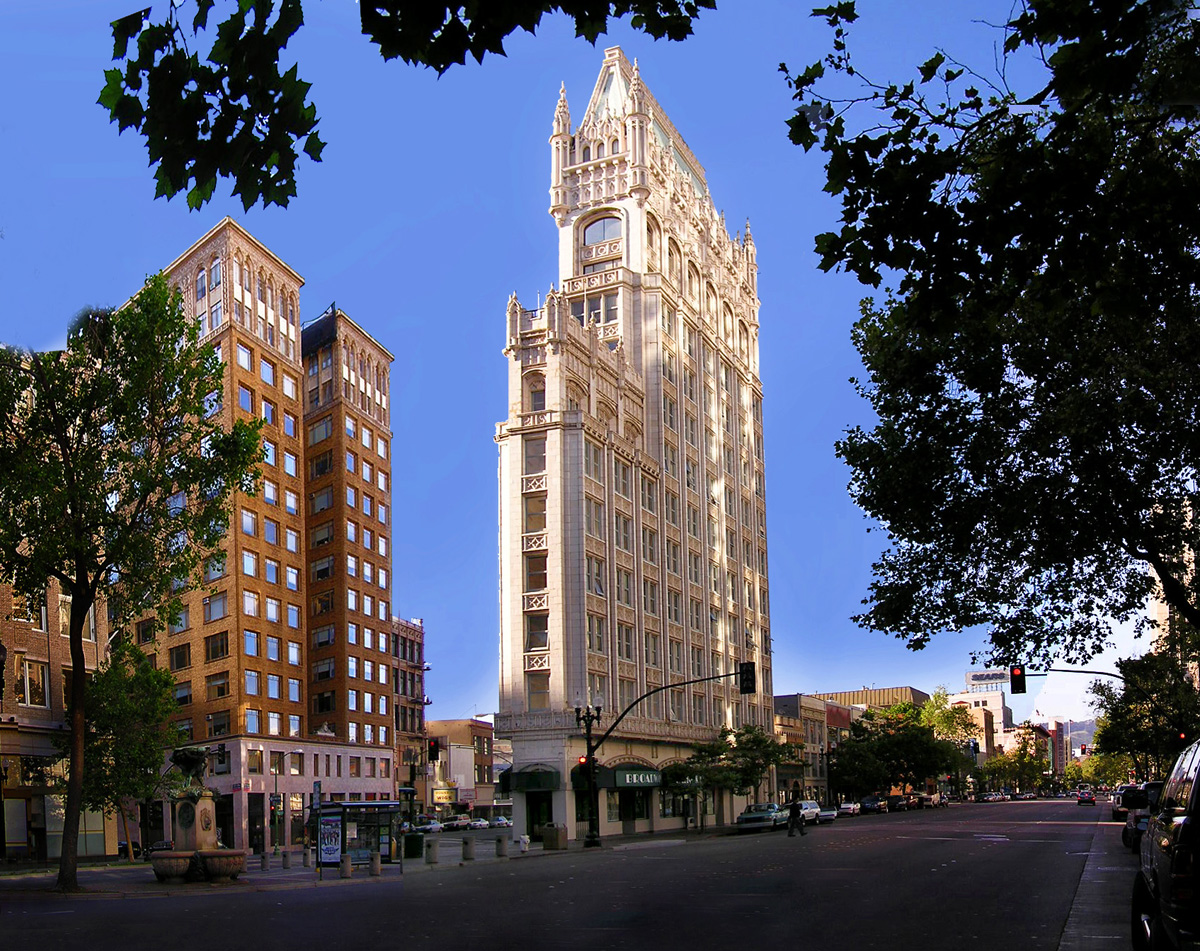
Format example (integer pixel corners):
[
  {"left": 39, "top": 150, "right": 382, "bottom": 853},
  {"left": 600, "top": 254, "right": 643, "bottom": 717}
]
[
  {"left": 281, "top": 851, "right": 292, "bottom": 869},
  {"left": 424, "top": 838, "right": 439, "bottom": 864},
  {"left": 462, "top": 836, "right": 475, "bottom": 861},
  {"left": 339, "top": 854, "right": 353, "bottom": 878},
  {"left": 303, "top": 848, "right": 312, "bottom": 868},
  {"left": 260, "top": 853, "right": 270, "bottom": 871},
  {"left": 495, "top": 835, "right": 509, "bottom": 858},
  {"left": 369, "top": 851, "right": 382, "bottom": 876}
]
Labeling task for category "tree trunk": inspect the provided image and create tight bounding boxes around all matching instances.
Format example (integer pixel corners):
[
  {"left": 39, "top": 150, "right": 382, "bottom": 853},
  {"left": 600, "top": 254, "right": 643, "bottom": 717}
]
[
  {"left": 55, "top": 588, "right": 93, "bottom": 892},
  {"left": 120, "top": 807, "right": 134, "bottom": 862}
]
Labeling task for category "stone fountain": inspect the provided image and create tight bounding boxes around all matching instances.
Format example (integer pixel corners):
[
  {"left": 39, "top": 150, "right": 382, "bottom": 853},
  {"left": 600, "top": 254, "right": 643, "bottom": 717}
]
[{"left": 150, "top": 746, "right": 245, "bottom": 884}]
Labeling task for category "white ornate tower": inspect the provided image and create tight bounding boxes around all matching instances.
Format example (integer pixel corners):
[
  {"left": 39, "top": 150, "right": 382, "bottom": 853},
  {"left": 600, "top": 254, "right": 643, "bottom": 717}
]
[{"left": 495, "top": 48, "right": 772, "bottom": 840}]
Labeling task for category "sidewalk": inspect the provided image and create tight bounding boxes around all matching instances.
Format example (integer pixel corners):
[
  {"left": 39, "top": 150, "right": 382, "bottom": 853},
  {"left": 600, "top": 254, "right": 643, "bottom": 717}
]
[
  {"left": 0, "top": 827, "right": 726, "bottom": 899},
  {"left": 1058, "top": 818, "right": 1139, "bottom": 951}
]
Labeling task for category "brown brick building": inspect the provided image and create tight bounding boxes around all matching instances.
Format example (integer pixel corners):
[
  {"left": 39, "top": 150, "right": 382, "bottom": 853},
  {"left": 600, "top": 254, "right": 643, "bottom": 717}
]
[
  {"left": 151, "top": 221, "right": 397, "bottom": 852},
  {"left": 2, "top": 219, "right": 412, "bottom": 858},
  {"left": 0, "top": 583, "right": 113, "bottom": 860}
]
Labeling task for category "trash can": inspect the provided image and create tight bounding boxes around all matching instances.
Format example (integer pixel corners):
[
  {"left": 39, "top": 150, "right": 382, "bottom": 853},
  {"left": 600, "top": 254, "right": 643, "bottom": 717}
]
[
  {"left": 543, "top": 824, "right": 568, "bottom": 850},
  {"left": 404, "top": 833, "right": 424, "bottom": 859}
]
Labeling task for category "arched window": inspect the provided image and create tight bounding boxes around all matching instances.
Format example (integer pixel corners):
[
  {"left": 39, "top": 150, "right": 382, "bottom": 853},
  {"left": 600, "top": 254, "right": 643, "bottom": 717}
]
[
  {"left": 196, "top": 269, "right": 207, "bottom": 301},
  {"left": 723, "top": 305, "right": 734, "bottom": 342},
  {"left": 582, "top": 146, "right": 591, "bottom": 162},
  {"left": 667, "top": 241, "right": 682, "bottom": 288},
  {"left": 646, "top": 219, "right": 661, "bottom": 272},
  {"left": 739, "top": 322, "right": 749, "bottom": 361},
  {"left": 583, "top": 216, "right": 621, "bottom": 245},
  {"left": 687, "top": 265, "right": 699, "bottom": 301},
  {"left": 706, "top": 286, "right": 717, "bottom": 321},
  {"left": 596, "top": 142, "right": 605, "bottom": 159},
  {"left": 611, "top": 138, "right": 620, "bottom": 154},
  {"left": 525, "top": 373, "right": 546, "bottom": 413}
]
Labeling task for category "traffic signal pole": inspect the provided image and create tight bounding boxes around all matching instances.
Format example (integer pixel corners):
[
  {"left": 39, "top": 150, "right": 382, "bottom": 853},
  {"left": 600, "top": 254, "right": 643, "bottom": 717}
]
[{"left": 574, "top": 662, "right": 757, "bottom": 848}]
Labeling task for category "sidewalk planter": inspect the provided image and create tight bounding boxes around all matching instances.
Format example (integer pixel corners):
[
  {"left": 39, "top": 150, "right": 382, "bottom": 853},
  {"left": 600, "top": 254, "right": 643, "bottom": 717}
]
[
  {"left": 496, "top": 835, "right": 509, "bottom": 858},
  {"left": 462, "top": 837, "right": 475, "bottom": 861},
  {"left": 149, "top": 851, "right": 192, "bottom": 883},
  {"left": 198, "top": 850, "right": 245, "bottom": 883}
]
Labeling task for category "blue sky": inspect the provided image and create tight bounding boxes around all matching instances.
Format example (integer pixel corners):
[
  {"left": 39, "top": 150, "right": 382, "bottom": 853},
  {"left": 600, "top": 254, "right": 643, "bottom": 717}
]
[{"left": 0, "top": 1, "right": 1144, "bottom": 723}]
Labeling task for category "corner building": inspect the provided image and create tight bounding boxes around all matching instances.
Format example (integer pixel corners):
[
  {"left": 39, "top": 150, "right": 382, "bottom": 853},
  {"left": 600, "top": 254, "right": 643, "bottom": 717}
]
[
  {"left": 150, "top": 220, "right": 396, "bottom": 853},
  {"left": 496, "top": 49, "right": 774, "bottom": 840}
]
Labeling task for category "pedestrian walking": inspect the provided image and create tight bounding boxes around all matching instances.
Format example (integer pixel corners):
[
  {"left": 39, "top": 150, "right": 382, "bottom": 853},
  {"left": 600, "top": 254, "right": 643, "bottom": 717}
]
[{"left": 788, "top": 783, "right": 806, "bottom": 837}]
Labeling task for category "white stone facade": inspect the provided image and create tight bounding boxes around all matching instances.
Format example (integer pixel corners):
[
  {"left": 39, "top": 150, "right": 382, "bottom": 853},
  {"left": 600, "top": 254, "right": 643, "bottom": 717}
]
[{"left": 495, "top": 48, "right": 773, "bottom": 839}]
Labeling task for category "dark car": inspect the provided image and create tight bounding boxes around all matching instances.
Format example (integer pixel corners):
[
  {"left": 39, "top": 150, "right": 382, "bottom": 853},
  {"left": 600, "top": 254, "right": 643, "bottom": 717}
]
[
  {"left": 885, "top": 794, "right": 909, "bottom": 812},
  {"left": 1077, "top": 789, "right": 1097, "bottom": 805},
  {"left": 117, "top": 840, "right": 142, "bottom": 859},
  {"left": 143, "top": 839, "right": 174, "bottom": 860},
  {"left": 859, "top": 795, "right": 888, "bottom": 814},
  {"left": 1123, "top": 782, "right": 1164, "bottom": 852},
  {"left": 1133, "top": 740, "right": 1200, "bottom": 950}
]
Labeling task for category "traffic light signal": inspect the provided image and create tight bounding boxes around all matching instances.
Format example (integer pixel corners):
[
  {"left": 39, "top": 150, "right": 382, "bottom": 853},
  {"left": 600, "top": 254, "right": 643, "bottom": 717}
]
[
  {"left": 428, "top": 738, "right": 441, "bottom": 761},
  {"left": 1080, "top": 744, "right": 1088, "bottom": 755},
  {"left": 1009, "top": 665, "right": 1027, "bottom": 694},
  {"left": 738, "top": 661, "right": 756, "bottom": 695}
]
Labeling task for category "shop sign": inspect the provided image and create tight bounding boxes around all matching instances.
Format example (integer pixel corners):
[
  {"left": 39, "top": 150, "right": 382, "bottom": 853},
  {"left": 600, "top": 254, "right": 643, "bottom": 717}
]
[
  {"left": 966, "top": 669, "right": 1010, "bottom": 686},
  {"left": 615, "top": 768, "right": 661, "bottom": 788},
  {"left": 433, "top": 788, "right": 457, "bottom": 803}
]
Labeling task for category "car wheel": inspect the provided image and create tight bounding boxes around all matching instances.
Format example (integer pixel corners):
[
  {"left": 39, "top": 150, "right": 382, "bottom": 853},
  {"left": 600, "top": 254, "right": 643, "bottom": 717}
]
[
  {"left": 1122, "top": 827, "right": 1132, "bottom": 848},
  {"left": 1131, "top": 876, "right": 1164, "bottom": 951}
]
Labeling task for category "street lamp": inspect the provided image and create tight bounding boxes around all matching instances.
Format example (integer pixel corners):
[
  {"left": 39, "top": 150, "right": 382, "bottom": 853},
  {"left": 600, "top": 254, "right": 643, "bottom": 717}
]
[
  {"left": 273, "top": 748, "right": 303, "bottom": 854},
  {"left": 574, "top": 704, "right": 602, "bottom": 848}
]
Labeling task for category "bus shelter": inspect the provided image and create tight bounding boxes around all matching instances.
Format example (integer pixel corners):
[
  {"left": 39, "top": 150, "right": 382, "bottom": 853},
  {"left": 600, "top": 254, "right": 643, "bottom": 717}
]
[{"left": 313, "top": 789, "right": 414, "bottom": 866}]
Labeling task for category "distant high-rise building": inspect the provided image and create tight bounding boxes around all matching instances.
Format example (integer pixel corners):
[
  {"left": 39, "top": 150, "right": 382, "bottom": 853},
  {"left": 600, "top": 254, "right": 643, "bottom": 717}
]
[{"left": 495, "top": 49, "right": 772, "bottom": 839}]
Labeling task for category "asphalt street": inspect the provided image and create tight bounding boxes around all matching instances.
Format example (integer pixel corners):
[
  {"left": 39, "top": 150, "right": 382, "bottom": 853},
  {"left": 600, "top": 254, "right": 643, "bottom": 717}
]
[{"left": 0, "top": 800, "right": 1139, "bottom": 951}]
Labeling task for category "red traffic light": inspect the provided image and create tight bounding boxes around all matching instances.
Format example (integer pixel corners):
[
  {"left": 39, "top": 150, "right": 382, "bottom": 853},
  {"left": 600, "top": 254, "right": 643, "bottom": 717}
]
[
  {"left": 1009, "top": 665, "right": 1027, "bottom": 694},
  {"left": 578, "top": 755, "right": 588, "bottom": 765}
]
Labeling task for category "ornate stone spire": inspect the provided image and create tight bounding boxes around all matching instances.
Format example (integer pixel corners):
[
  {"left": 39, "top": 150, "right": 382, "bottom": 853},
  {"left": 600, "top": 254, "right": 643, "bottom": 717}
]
[{"left": 553, "top": 82, "right": 571, "bottom": 136}]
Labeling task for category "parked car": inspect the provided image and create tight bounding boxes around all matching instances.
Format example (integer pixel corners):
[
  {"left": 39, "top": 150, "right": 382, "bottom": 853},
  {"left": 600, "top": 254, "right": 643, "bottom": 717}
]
[
  {"left": 1112, "top": 783, "right": 1138, "bottom": 821},
  {"left": 817, "top": 806, "right": 838, "bottom": 824},
  {"left": 142, "top": 839, "right": 174, "bottom": 860},
  {"left": 489, "top": 816, "right": 512, "bottom": 828},
  {"left": 885, "top": 795, "right": 910, "bottom": 812},
  {"left": 1133, "top": 739, "right": 1200, "bottom": 950},
  {"left": 413, "top": 819, "right": 443, "bottom": 834},
  {"left": 860, "top": 795, "right": 888, "bottom": 814},
  {"left": 797, "top": 800, "right": 821, "bottom": 826},
  {"left": 837, "top": 801, "right": 861, "bottom": 817},
  {"left": 441, "top": 814, "right": 472, "bottom": 831},
  {"left": 467, "top": 817, "right": 490, "bottom": 830},
  {"left": 1122, "top": 782, "right": 1163, "bottom": 852},
  {"left": 118, "top": 840, "right": 142, "bottom": 859},
  {"left": 736, "top": 802, "right": 787, "bottom": 832},
  {"left": 1077, "top": 789, "right": 1097, "bottom": 806}
]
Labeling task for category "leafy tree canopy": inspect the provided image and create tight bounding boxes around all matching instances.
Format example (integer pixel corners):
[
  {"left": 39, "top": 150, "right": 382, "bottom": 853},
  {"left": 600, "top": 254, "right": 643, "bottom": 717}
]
[
  {"left": 100, "top": 0, "right": 713, "bottom": 210},
  {"left": 1090, "top": 652, "right": 1200, "bottom": 779},
  {"left": 0, "top": 273, "right": 262, "bottom": 888},
  {"left": 919, "top": 686, "right": 981, "bottom": 745},
  {"left": 831, "top": 704, "right": 951, "bottom": 796},
  {"left": 785, "top": 0, "right": 1200, "bottom": 666}
]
